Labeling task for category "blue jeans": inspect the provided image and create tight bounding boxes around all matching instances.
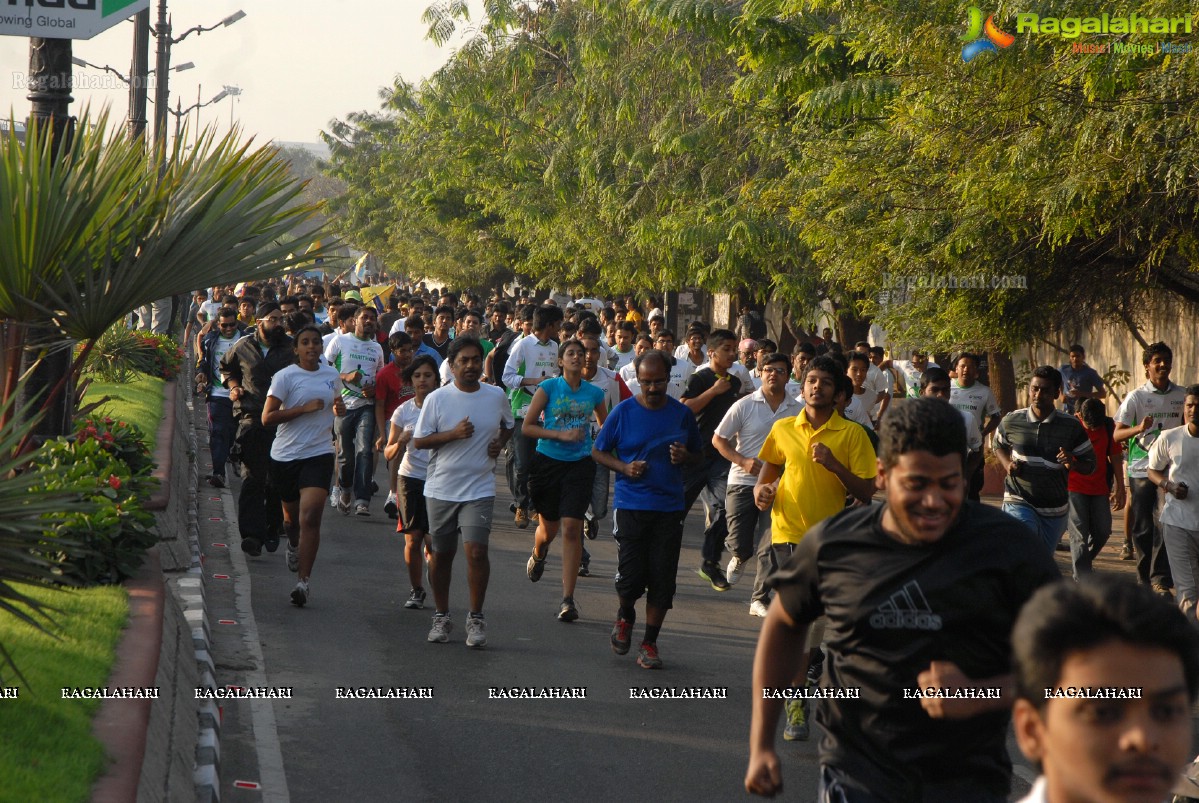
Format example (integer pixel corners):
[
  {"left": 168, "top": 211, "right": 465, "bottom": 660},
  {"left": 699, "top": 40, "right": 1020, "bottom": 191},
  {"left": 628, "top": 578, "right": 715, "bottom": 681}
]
[
  {"left": 335, "top": 405, "right": 376, "bottom": 504},
  {"left": 206, "top": 396, "right": 236, "bottom": 479},
  {"left": 1002, "top": 501, "right": 1067, "bottom": 552},
  {"left": 510, "top": 421, "right": 536, "bottom": 512}
]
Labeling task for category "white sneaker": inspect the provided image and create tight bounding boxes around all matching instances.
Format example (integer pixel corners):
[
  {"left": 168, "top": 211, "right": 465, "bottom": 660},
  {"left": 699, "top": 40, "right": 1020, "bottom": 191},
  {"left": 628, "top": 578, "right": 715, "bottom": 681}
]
[
  {"left": 286, "top": 542, "right": 300, "bottom": 572},
  {"left": 726, "top": 555, "right": 745, "bottom": 586},
  {"left": 749, "top": 600, "right": 769, "bottom": 618},
  {"left": 427, "top": 613, "right": 453, "bottom": 643},
  {"left": 465, "top": 615, "right": 487, "bottom": 649},
  {"left": 290, "top": 580, "right": 309, "bottom": 607}
]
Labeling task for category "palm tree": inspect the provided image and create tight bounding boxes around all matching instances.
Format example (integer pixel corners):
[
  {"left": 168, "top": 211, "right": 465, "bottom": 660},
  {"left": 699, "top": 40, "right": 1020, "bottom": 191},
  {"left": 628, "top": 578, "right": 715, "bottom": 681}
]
[{"left": 0, "top": 111, "right": 336, "bottom": 426}]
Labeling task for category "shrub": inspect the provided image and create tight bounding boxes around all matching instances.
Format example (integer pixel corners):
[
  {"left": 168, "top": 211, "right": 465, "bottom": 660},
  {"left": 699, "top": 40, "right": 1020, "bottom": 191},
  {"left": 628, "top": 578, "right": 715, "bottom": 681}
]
[
  {"left": 29, "top": 423, "right": 159, "bottom": 585},
  {"left": 82, "top": 326, "right": 184, "bottom": 383}
]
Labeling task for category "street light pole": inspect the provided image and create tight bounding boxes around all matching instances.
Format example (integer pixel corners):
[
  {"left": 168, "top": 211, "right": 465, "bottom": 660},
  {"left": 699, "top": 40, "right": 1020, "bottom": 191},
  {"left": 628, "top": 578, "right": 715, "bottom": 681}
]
[
  {"left": 128, "top": 9, "right": 150, "bottom": 140},
  {"left": 152, "top": 0, "right": 171, "bottom": 154}
]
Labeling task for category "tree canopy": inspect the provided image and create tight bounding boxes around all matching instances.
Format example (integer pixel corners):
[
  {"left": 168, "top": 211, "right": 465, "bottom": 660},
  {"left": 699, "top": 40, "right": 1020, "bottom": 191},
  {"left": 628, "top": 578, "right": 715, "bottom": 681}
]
[{"left": 324, "top": 0, "right": 1199, "bottom": 352}]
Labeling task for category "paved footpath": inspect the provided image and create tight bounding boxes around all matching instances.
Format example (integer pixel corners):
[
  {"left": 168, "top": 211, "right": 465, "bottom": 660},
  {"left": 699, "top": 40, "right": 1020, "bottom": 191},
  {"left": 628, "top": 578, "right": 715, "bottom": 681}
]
[{"left": 192, "top": 405, "right": 1166, "bottom": 802}]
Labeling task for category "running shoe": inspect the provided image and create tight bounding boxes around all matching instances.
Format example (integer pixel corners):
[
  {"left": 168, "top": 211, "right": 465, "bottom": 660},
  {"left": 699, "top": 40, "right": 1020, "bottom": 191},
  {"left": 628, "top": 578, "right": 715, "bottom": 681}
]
[
  {"left": 404, "top": 588, "right": 426, "bottom": 610},
  {"left": 610, "top": 617, "right": 633, "bottom": 655},
  {"left": 558, "top": 597, "right": 579, "bottom": 622},
  {"left": 514, "top": 508, "right": 529, "bottom": 529},
  {"left": 783, "top": 698, "right": 809, "bottom": 741},
  {"left": 286, "top": 542, "right": 300, "bottom": 572},
  {"left": 577, "top": 563, "right": 590, "bottom": 577},
  {"left": 526, "top": 549, "right": 546, "bottom": 582},
  {"left": 726, "top": 555, "right": 746, "bottom": 586},
  {"left": 807, "top": 647, "right": 825, "bottom": 686},
  {"left": 583, "top": 513, "right": 598, "bottom": 540},
  {"left": 290, "top": 580, "right": 309, "bottom": 608},
  {"left": 749, "top": 600, "right": 769, "bottom": 618},
  {"left": 337, "top": 489, "right": 351, "bottom": 515},
  {"left": 384, "top": 493, "right": 398, "bottom": 520},
  {"left": 698, "top": 561, "right": 730, "bottom": 591},
  {"left": 354, "top": 502, "right": 370, "bottom": 516},
  {"left": 263, "top": 526, "right": 281, "bottom": 553},
  {"left": 466, "top": 614, "right": 487, "bottom": 648},
  {"left": 241, "top": 537, "right": 262, "bottom": 557},
  {"left": 207, "top": 474, "right": 225, "bottom": 489},
  {"left": 636, "top": 642, "right": 663, "bottom": 669},
  {"left": 428, "top": 613, "right": 453, "bottom": 643}
]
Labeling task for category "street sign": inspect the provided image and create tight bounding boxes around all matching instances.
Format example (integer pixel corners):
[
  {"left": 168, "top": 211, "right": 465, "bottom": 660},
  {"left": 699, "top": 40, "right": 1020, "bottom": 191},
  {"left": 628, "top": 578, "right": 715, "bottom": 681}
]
[{"left": 0, "top": 0, "right": 150, "bottom": 40}]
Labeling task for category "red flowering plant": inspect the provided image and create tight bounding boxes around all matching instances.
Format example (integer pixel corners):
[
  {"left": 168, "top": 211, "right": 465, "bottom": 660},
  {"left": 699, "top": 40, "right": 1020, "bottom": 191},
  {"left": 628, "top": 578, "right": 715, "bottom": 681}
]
[
  {"left": 75, "top": 415, "right": 156, "bottom": 478},
  {"left": 80, "top": 326, "right": 184, "bottom": 383}
]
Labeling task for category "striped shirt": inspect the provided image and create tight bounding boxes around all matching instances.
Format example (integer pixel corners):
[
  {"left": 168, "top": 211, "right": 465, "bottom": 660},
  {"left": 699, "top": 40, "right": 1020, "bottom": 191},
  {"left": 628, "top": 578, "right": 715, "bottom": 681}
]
[{"left": 996, "top": 408, "right": 1096, "bottom": 517}]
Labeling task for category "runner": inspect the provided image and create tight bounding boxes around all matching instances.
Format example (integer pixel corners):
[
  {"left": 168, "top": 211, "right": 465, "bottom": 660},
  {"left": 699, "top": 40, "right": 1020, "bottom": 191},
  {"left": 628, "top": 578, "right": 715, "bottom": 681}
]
[
  {"left": 413, "top": 337, "right": 513, "bottom": 648},
  {"left": 1067, "top": 398, "right": 1125, "bottom": 579},
  {"left": 711, "top": 351, "right": 803, "bottom": 616},
  {"left": 375, "top": 332, "right": 415, "bottom": 519},
  {"left": 261, "top": 325, "right": 345, "bottom": 607},
  {"left": 325, "top": 305, "right": 385, "bottom": 516},
  {"left": 1115, "top": 341, "right": 1185, "bottom": 595},
  {"left": 196, "top": 306, "right": 246, "bottom": 488},
  {"left": 383, "top": 355, "right": 439, "bottom": 611},
  {"left": 746, "top": 398, "right": 1060, "bottom": 800},
  {"left": 949, "top": 352, "right": 1002, "bottom": 501},
  {"left": 523, "top": 339, "right": 608, "bottom": 622},
  {"left": 610, "top": 321, "right": 638, "bottom": 371},
  {"left": 592, "top": 350, "right": 703, "bottom": 669},
  {"left": 652, "top": 330, "right": 694, "bottom": 399},
  {"left": 1147, "top": 384, "right": 1199, "bottom": 621},
  {"left": 681, "top": 328, "right": 743, "bottom": 591},
  {"left": 619, "top": 333, "right": 654, "bottom": 398},
  {"left": 502, "top": 305, "right": 563, "bottom": 528},
  {"left": 579, "top": 333, "right": 632, "bottom": 557}
]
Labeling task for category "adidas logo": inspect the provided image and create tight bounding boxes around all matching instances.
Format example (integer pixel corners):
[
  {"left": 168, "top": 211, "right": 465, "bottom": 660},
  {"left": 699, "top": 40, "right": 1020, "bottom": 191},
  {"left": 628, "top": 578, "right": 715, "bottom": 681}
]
[{"left": 869, "top": 580, "right": 943, "bottom": 630}]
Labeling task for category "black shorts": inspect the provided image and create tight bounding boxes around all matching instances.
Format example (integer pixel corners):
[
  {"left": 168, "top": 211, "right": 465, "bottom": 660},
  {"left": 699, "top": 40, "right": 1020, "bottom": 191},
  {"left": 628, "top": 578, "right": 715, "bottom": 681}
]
[
  {"left": 396, "top": 475, "right": 429, "bottom": 535},
  {"left": 613, "top": 508, "right": 685, "bottom": 610},
  {"left": 528, "top": 451, "right": 596, "bottom": 521},
  {"left": 269, "top": 453, "right": 335, "bottom": 503}
]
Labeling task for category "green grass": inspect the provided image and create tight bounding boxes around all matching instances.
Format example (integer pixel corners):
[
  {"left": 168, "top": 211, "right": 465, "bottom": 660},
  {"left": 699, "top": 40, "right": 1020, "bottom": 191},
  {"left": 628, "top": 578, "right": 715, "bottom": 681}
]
[
  {"left": 80, "top": 373, "right": 166, "bottom": 453},
  {"left": 0, "top": 583, "right": 129, "bottom": 803}
]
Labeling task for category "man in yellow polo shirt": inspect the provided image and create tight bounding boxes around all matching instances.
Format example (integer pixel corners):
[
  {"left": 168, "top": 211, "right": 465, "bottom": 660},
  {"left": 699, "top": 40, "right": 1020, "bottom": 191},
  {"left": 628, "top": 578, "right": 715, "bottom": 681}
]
[{"left": 754, "top": 354, "right": 877, "bottom": 740}]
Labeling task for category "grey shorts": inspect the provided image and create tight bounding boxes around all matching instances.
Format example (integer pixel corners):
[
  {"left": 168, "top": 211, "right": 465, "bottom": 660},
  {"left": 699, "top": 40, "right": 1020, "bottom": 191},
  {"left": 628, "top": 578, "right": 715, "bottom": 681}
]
[{"left": 425, "top": 497, "right": 494, "bottom": 552}]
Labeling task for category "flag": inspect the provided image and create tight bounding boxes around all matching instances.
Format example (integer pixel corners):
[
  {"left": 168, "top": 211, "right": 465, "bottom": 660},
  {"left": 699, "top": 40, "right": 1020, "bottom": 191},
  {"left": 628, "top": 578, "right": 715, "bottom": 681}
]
[
  {"left": 352, "top": 252, "right": 370, "bottom": 283},
  {"left": 359, "top": 284, "right": 395, "bottom": 314}
]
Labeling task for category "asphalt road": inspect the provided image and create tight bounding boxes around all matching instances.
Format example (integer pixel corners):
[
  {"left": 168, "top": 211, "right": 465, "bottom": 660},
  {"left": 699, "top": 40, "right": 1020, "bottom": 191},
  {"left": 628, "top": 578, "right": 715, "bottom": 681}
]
[{"left": 201, "top": 435, "right": 1148, "bottom": 801}]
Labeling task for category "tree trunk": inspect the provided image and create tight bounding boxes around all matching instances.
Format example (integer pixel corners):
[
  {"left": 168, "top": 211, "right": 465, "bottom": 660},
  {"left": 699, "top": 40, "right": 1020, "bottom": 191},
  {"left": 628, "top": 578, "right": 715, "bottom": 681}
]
[
  {"left": 988, "top": 350, "right": 1017, "bottom": 412},
  {"left": 836, "top": 311, "right": 871, "bottom": 348}
]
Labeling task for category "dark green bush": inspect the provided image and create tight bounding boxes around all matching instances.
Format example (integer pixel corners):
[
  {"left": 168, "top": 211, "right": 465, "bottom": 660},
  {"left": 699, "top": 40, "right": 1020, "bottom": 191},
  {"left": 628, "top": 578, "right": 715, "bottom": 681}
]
[{"left": 30, "top": 422, "right": 159, "bottom": 585}]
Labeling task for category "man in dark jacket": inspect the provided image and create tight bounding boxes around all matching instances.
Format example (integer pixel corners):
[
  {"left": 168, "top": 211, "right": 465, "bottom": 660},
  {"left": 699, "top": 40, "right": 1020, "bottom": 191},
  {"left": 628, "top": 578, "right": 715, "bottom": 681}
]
[
  {"left": 219, "top": 302, "right": 294, "bottom": 556},
  {"left": 195, "top": 306, "right": 248, "bottom": 488}
]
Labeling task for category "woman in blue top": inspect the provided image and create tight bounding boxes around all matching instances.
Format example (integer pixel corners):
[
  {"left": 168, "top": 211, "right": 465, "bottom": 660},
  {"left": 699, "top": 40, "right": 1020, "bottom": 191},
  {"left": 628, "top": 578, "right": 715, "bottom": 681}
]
[{"left": 523, "top": 339, "right": 608, "bottom": 622}]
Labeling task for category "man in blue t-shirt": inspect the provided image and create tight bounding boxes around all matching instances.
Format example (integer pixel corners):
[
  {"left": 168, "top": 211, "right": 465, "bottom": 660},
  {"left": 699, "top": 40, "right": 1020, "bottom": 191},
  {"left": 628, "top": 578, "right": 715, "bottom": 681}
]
[
  {"left": 1059, "top": 344, "right": 1106, "bottom": 416},
  {"left": 593, "top": 350, "right": 703, "bottom": 670}
]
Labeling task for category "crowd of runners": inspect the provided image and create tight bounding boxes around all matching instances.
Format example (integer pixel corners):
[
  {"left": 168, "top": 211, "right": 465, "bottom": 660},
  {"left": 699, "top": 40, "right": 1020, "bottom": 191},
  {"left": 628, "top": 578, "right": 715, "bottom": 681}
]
[{"left": 186, "top": 277, "right": 1199, "bottom": 802}]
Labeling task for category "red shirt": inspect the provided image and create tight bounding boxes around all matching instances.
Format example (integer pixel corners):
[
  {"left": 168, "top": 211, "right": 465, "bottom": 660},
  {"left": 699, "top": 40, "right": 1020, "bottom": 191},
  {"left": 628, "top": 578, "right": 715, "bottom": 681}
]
[
  {"left": 1069, "top": 419, "right": 1122, "bottom": 496},
  {"left": 375, "top": 361, "right": 413, "bottom": 421}
]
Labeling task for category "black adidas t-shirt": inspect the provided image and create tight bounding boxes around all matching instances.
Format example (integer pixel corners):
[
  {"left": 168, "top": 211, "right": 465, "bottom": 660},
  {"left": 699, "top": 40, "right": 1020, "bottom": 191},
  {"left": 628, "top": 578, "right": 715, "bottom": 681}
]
[{"left": 771, "top": 501, "right": 1059, "bottom": 801}]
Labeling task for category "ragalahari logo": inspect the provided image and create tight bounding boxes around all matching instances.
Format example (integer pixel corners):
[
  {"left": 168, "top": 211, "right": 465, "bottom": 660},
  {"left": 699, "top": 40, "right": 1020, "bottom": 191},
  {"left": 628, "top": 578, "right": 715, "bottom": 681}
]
[{"left": 961, "top": 7, "right": 1016, "bottom": 61}]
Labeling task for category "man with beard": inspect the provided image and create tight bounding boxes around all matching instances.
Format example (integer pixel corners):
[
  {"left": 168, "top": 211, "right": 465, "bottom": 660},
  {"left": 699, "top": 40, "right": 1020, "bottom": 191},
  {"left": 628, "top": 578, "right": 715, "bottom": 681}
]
[
  {"left": 745, "top": 398, "right": 1060, "bottom": 801},
  {"left": 325, "top": 305, "right": 385, "bottom": 516},
  {"left": 220, "top": 302, "right": 294, "bottom": 556}
]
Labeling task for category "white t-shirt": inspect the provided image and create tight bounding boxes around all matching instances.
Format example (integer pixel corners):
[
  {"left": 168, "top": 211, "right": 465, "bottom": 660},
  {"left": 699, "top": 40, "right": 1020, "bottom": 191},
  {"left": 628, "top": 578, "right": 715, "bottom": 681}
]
[
  {"left": 207, "top": 334, "right": 240, "bottom": 399},
  {"left": 610, "top": 347, "right": 636, "bottom": 372},
  {"left": 950, "top": 380, "right": 1001, "bottom": 437},
  {"left": 895, "top": 360, "right": 939, "bottom": 398},
  {"left": 729, "top": 361, "right": 753, "bottom": 393},
  {"left": 866, "top": 364, "right": 893, "bottom": 418},
  {"left": 324, "top": 332, "right": 385, "bottom": 411},
  {"left": 584, "top": 366, "right": 624, "bottom": 437},
  {"left": 1117, "top": 381, "right": 1187, "bottom": 478},
  {"left": 415, "top": 383, "right": 514, "bottom": 502},
  {"left": 714, "top": 390, "right": 805, "bottom": 486},
  {"left": 960, "top": 409, "right": 983, "bottom": 453},
  {"left": 391, "top": 399, "right": 431, "bottom": 480},
  {"left": 619, "top": 360, "right": 640, "bottom": 398},
  {"left": 267, "top": 364, "right": 340, "bottom": 462},
  {"left": 667, "top": 357, "right": 694, "bottom": 400},
  {"left": 843, "top": 393, "right": 874, "bottom": 430},
  {"left": 674, "top": 343, "right": 708, "bottom": 368},
  {"left": 199, "top": 299, "right": 222, "bottom": 322},
  {"left": 502, "top": 335, "right": 559, "bottom": 418},
  {"left": 438, "top": 358, "right": 454, "bottom": 387},
  {"left": 1148, "top": 425, "right": 1199, "bottom": 530}
]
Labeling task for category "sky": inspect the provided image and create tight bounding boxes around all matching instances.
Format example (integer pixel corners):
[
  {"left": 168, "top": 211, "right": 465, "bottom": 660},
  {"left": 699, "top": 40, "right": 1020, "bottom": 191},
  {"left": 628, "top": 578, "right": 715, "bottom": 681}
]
[{"left": 2, "top": 0, "right": 485, "bottom": 146}]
